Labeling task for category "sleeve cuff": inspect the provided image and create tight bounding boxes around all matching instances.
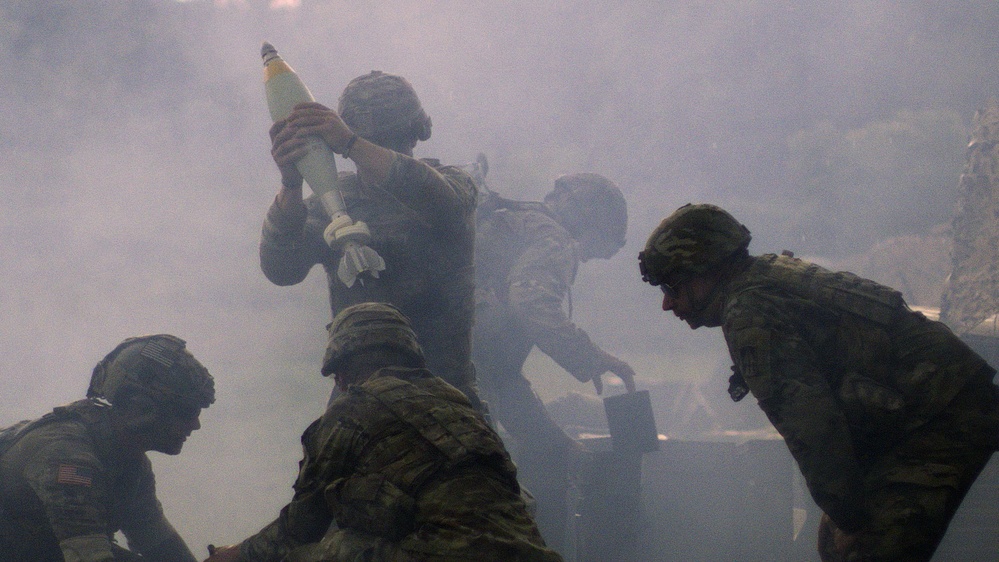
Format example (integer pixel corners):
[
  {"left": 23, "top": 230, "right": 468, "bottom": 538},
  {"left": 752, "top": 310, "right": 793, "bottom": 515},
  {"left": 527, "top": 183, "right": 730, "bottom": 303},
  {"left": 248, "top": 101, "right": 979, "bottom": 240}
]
[
  {"left": 59, "top": 533, "right": 116, "bottom": 562},
  {"left": 120, "top": 516, "right": 177, "bottom": 554}
]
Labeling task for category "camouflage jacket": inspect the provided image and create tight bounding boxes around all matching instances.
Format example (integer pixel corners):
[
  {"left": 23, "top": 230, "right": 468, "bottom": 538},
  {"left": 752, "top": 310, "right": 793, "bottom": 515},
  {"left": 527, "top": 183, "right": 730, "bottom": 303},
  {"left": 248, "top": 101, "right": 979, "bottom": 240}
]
[
  {"left": 260, "top": 155, "right": 478, "bottom": 393},
  {"left": 720, "top": 254, "right": 996, "bottom": 531},
  {"left": 475, "top": 203, "right": 607, "bottom": 382},
  {"left": 240, "top": 367, "right": 560, "bottom": 561},
  {"left": 0, "top": 400, "right": 194, "bottom": 561}
]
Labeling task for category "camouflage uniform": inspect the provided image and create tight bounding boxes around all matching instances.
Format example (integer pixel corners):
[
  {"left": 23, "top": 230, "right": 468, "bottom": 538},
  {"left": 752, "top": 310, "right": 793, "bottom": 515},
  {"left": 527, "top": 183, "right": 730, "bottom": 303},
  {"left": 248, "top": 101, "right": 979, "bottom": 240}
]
[
  {"left": 260, "top": 157, "right": 479, "bottom": 402},
  {"left": 473, "top": 201, "right": 609, "bottom": 551},
  {"left": 720, "top": 253, "right": 999, "bottom": 561},
  {"left": 238, "top": 366, "right": 561, "bottom": 562},
  {"left": 0, "top": 400, "right": 195, "bottom": 562}
]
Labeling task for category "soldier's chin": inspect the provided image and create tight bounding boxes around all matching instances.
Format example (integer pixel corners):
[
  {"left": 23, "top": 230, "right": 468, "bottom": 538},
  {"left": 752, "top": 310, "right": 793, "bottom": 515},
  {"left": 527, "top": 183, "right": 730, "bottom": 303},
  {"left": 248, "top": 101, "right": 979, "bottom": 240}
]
[
  {"left": 154, "top": 438, "right": 186, "bottom": 456},
  {"left": 688, "top": 318, "right": 723, "bottom": 329},
  {"left": 681, "top": 310, "right": 722, "bottom": 330}
]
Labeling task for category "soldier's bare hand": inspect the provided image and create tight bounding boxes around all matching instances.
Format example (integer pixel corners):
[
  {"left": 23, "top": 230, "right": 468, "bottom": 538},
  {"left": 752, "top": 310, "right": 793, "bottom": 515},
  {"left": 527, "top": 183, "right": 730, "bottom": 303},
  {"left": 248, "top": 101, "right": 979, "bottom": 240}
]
[
  {"left": 591, "top": 353, "right": 637, "bottom": 394},
  {"left": 818, "top": 512, "right": 859, "bottom": 562},
  {"left": 286, "top": 102, "right": 356, "bottom": 154},
  {"left": 833, "top": 528, "right": 858, "bottom": 558},
  {"left": 269, "top": 119, "right": 305, "bottom": 188},
  {"left": 606, "top": 356, "right": 637, "bottom": 393},
  {"left": 591, "top": 373, "right": 603, "bottom": 395}
]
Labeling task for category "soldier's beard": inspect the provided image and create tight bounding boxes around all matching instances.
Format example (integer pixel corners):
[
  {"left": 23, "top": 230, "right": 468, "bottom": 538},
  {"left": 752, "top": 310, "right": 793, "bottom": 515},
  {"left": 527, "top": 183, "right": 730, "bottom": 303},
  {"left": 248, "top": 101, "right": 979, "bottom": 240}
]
[
  {"left": 684, "top": 282, "right": 726, "bottom": 329},
  {"left": 152, "top": 437, "right": 186, "bottom": 456},
  {"left": 124, "top": 417, "right": 189, "bottom": 456},
  {"left": 141, "top": 428, "right": 188, "bottom": 456}
]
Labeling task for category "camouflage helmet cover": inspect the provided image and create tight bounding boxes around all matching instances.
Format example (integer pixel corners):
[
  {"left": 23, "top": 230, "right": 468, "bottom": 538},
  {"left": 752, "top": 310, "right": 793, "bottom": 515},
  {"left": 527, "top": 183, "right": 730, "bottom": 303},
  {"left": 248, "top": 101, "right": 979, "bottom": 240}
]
[
  {"left": 322, "top": 302, "right": 425, "bottom": 377},
  {"left": 337, "top": 71, "right": 432, "bottom": 143},
  {"left": 87, "top": 334, "right": 215, "bottom": 409},
  {"left": 546, "top": 173, "right": 628, "bottom": 253},
  {"left": 639, "top": 203, "right": 751, "bottom": 286}
]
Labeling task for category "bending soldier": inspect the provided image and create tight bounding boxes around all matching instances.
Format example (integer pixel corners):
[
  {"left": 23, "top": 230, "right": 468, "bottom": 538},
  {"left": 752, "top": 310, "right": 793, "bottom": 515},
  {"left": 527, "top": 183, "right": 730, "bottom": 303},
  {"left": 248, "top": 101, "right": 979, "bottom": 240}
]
[
  {"left": 260, "top": 70, "right": 481, "bottom": 408},
  {"left": 0, "top": 335, "right": 215, "bottom": 561},
  {"left": 638, "top": 204, "right": 999, "bottom": 562},
  {"left": 205, "top": 303, "right": 561, "bottom": 562},
  {"left": 474, "top": 173, "right": 636, "bottom": 552}
]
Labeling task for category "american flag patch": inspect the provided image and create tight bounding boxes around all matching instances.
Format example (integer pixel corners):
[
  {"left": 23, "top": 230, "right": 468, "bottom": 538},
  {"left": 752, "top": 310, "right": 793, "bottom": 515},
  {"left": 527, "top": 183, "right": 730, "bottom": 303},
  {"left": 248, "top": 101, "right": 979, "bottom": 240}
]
[
  {"left": 140, "top": 339, "right": 178, "bottom": 368},
  {"left": 56, "top": 464, "right": 93, "bottom": 486}
]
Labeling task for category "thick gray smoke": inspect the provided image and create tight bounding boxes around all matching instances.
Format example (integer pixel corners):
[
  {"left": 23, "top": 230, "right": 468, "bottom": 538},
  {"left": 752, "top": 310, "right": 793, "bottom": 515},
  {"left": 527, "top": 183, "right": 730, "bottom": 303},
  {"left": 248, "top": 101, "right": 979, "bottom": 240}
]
[{"left": 2, "top": 0, "right": 998, "bottom": 553}]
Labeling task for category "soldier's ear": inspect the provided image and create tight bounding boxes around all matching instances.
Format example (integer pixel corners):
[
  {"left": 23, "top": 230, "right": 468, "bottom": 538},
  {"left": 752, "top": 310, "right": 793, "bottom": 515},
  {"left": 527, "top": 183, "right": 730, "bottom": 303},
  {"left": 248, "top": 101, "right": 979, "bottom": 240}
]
[
  {"left": 108, "top": 390, "right": 164, "bottom": 440},
  {"left": 113, "top": 390, "right": 157, "bottom": 418}
]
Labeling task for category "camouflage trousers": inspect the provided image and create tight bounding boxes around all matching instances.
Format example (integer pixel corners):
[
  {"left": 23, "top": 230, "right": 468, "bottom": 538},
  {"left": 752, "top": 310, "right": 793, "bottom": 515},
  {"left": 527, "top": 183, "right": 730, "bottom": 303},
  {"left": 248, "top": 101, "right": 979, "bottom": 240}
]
[{"left": 818, "top": 375, "right": 999, "bottom": 562}]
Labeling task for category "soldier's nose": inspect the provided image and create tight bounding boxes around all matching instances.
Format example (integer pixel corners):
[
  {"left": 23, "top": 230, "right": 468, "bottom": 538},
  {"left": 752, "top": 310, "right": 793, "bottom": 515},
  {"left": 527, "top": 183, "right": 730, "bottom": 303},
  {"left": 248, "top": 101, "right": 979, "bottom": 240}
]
[{"left": 662, "top": 293, "right": 674, "bottom": 311}]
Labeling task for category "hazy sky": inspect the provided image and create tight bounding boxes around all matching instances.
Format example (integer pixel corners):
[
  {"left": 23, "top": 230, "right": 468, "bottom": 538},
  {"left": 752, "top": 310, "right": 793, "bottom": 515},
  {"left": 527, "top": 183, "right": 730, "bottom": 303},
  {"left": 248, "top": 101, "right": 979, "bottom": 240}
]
[{"left": 3, "top": 0, "right": 999, "bottom": 553}]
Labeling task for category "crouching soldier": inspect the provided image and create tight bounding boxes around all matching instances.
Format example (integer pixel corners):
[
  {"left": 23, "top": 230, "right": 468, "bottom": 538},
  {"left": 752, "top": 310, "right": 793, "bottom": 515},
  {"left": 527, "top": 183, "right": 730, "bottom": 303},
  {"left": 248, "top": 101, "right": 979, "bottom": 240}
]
[
  {"left": 0, "top": 334, "right": 215, "bottom": 561},
  {"left": 207, "top": 303, "right": 561, "bottom": 562},
  {"left": 638, "top": 204, "right": 999, "bottom": 562}
]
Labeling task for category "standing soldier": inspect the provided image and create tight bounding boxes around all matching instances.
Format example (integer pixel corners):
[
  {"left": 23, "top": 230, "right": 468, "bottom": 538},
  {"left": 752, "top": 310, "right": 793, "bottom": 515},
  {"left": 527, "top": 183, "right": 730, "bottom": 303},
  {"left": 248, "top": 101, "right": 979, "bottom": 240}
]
[
  {"left": 474, "top": 173, "right": 636, "bottom": 552},
  {"left": 260, "top": 70, "right": 481, "bottom": 407},
  {"left": 0, "top": 334, "right": 215, "bottom": 561},
  {"left": 205, "top": 303, "right": 562, "bottom": 562},
  {"left": 638, "top": 203, "right": 999, "bottom": 562}
]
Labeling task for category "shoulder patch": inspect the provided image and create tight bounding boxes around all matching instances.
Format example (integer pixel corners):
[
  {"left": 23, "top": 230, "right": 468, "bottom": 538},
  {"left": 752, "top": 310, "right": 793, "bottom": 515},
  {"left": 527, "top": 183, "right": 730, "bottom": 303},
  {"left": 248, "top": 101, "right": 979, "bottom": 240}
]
[
  {"left": 56, "top": 464, "right": 93, "bottom": 487},
  {"left": 727, "top": 324, "right": 776, "bottom": 402},
  {"left": 735, "top": 326, "right": 771, "bottom": 379}
]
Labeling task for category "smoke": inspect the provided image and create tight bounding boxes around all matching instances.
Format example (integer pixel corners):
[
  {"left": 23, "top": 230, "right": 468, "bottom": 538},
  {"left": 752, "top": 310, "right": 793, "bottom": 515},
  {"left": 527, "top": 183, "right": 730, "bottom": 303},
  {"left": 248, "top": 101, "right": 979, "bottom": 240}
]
[{"left": 2, "top": 0, "right": 999, "bottom": 553}]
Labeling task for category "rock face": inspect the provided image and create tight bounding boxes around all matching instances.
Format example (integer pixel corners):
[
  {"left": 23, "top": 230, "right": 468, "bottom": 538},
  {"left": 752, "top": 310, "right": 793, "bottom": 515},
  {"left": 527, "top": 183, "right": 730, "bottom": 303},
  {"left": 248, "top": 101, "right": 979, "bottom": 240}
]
[{"left": 942, "top": 97, "right": 999, "bottom": 335}]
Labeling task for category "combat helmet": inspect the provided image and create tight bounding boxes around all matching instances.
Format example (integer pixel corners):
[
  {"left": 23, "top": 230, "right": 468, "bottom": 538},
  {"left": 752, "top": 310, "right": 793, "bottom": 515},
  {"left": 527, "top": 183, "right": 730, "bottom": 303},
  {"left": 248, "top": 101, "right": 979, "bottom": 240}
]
[
  {"left": 338, "top": 71, "right": 432, "bottom": 145},
  {"left": 322, "top": 302, "right": 425, "bottom": 377},
  {"left": 639, "top": 203, "right": 751, "bottom": 287},
  {"left": 544, "top": 173, "right": 628, "bottom": 259},
  {"left": 87, "top": 334, "right": 215, "bottom": 411}
]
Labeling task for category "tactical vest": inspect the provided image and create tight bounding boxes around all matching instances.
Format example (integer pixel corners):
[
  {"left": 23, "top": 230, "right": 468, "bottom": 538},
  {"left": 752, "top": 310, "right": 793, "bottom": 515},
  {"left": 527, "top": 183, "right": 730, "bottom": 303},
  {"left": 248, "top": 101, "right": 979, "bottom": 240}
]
[
  {"left": 0, "top": 421, "right": 36, "bottom": 460},
  {"left": 318, "top": 168, "right": 478, "bottom": 396},
  {"left": 0, "top": 403, "right": 98, "bottom": 521},
  {"left": 750, "top": 253, "right": 906, "bottom": 326},
  {"left": 736, "top": 254, "right": 990, "bottom": 435},
  {"left": 326, "top": 372, "right": 517, "bottom": 539},
  {"left": 0, "top": 404, "right": 90, "bottom": 461},
  {"left": 474, "top": 193, "right": 575, "bottom": 310}
]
